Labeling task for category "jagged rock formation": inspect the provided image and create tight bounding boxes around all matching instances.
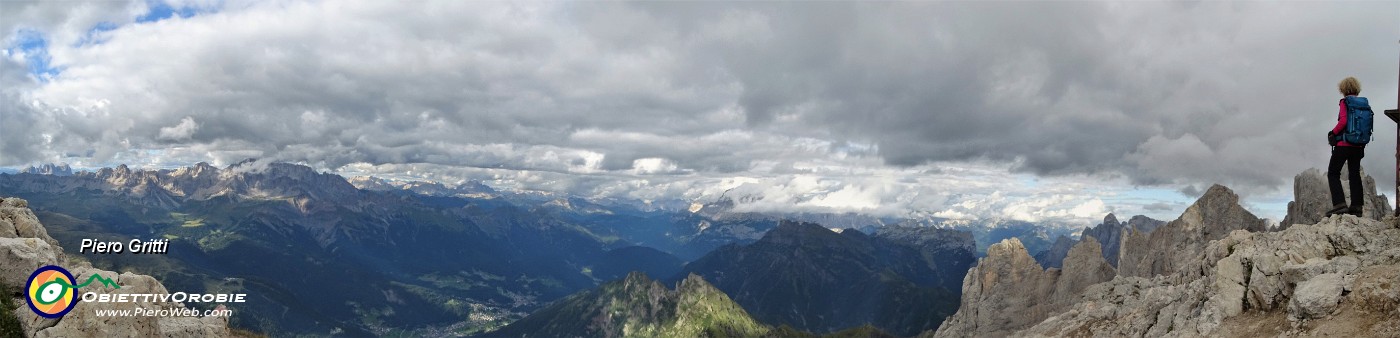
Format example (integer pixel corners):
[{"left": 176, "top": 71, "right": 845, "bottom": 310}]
[
  {"left": 935, "top": 178, "right": 1400, "bottom": 337},
  {"left": 1033, "top": 214, "right": 1164, "bottom": 269},
  {"left": 1281, "top": 168, "right": 1392, "bottom": 230},
  {"left": 19, "top": 164, "right": 71, "bottom": 176},
  {"left": 0, "top": 197, "right": 231, "bottom": 337},
  {"left": 1081, "top": 214, "right": 1163, "bottom": 267},
  {"left": 1032, "top": 235, "right": 1075, "bottom": 269},
  {"left": 1020, "top": 214, "right": 1400, "bottom": 337},
  {"left": 489, "top": 272, "right": 769, "bottom": 338},
  {"left": 0, "top": 198, "right": 61, "bottom": 289},
  {"left": 932, "top": 236, "right": 1114, "bottom": 337},
  {"left": 1118, "top": 185, "right": 1266, "bottom": 278}
]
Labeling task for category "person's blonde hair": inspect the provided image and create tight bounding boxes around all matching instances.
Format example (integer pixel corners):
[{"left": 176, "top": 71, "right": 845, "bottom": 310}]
[{"left": 1338, "top": 77, "right": 1361, "bottom": 96}]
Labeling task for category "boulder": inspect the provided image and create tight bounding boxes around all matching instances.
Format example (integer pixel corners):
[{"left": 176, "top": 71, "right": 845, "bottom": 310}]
[
  {"left": 0, "top": 197, "right": 60, "bottom": 248},
  {"left": 0, "top": 237, "right": 59, "bottom": 287},
  {"left": 1288, "top": 273, "right": 1344, "bottom": 320}
]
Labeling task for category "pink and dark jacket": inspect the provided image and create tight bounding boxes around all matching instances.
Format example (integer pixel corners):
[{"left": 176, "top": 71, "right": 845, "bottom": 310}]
[{"left": 1333, "top": 96, "right": 1362, "bottom": 147}]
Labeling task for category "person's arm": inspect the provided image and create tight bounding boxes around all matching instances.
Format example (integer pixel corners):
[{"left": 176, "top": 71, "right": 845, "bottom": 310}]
[{"left": 1332, "top": 101, "right": 1347, "bottom": 135}]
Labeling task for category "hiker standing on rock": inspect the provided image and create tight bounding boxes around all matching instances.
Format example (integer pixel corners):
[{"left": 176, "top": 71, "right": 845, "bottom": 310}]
[{"left": 1326, "top": 76, "right": 1374, "bottom": 216}]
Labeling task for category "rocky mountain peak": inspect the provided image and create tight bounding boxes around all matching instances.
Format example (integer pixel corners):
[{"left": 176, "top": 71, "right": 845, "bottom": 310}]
[
  {"left": 759, "top": 220, "right": 848, "bottom": 247},
  {"left": 985, "top": 237, "right": 1030, "bottom": 261},
  {"left": 675, "top": 273, "right": 720, "bottom": 296},
  {"left": 1079, "top": 213, "right": 1163, "bottom": 267},
  {"left": 1188, "top": 184, "right": 1264, "bottom": 239},
  {"left": 1102, "top": 213, "right": 1119, "bottom": 226},
  {"left": 1125, "top": 215, "right": 1164, "bottom": 231},
  {"left": 1031, "top": 235, "right": 1076, "bottom": 268},
  {"left": 1119, "top": 184, "right": 1264, "bottom": 279},
  {"left": 935, "top": 231, "right": 1115, "bottom": 337},
  {"left": 21, "top": 163, "right": 73, "bottom": 176}
]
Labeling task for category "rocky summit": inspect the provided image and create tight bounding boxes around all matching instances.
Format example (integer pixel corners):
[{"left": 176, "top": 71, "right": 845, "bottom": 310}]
[
  {"left": 934, "top": 175, "right": 1400, "bottom": 337},
  {"left": 1118, "top": 184, "right": 1266, "bottom": 279},
  {"left": 1281, "top": 167, "right": 1392, "bottom": 230},
  {"left": 1081, "top": 214, "right": 1164, "bottom": 267},
  {"left": 0, "top": 197, "right": 231, "bottom": 337},
  {"left": 932, "top": 236, "right": 1114, "bottom": 337}
]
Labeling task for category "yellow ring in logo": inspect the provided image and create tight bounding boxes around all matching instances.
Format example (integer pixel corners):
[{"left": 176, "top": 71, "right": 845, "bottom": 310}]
[{"left": 26, "top": 265, "right": 77, "bottom": 318}]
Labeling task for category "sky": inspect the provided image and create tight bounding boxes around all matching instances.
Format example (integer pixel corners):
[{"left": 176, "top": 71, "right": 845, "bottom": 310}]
[{"left": 1, "top": 0, "right": 1398, "bottom": 225}]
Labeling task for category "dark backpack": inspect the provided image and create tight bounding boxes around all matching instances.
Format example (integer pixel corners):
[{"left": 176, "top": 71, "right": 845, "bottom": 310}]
[{"left": 1340, "top": 96, "right": 1373, "bottom": 145}]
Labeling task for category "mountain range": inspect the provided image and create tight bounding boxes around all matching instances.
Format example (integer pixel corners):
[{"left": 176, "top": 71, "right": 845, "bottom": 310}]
[
  {"left": 0, "top": 161, "right": 713, "bottom": 335},
  {"left": 1032, "top": 213, "right": 1165, "bottom": 268},
  {"left": 1, "top": 161, "right": 1113, "bottom": 336},
  {"left": 673, "top": 221, "right": 973, "bottom": 336}
]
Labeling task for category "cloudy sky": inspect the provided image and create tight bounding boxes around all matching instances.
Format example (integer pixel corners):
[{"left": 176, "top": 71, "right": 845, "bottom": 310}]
[{"left": 2, "top": 1, "right": 1398, "bottom": 224}]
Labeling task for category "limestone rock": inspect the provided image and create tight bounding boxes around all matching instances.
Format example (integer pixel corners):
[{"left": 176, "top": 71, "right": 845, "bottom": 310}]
[
  {"left": 946, "top": 178, "right": 1400, "bottom": 337},
  {"left": 0, "top": 196, "right": 232, "bottom": 337},
  {"left": 0, "top": 237, "right": 59, "bottom": 288},
  {"left": 0, "top": 197, "right": 60, "bottom": 248},
  {"left": 1019, "top": 213, "right": 1400, "bottom": 337},
  {"left": 933, "top": 237, "right": 1115, "bottom": 337},
  {"left": 1081, "top": 213, "right": 1163, "bottom": 267},
  {"left": 1288, "top": 273, "right": 1344, "bottom": 320},
  {"left": 1118, "top": 184, "right": 1265, "bottom": 279},
  {"left": 1281, "top": 167, "right": 1392, "bottom": 230},
  {"left": 1031, "top": 235, "right": 1075, "bottom": 269},
  {"left": 1053, "top": 237, "right": 1115, "bottom": 305}
]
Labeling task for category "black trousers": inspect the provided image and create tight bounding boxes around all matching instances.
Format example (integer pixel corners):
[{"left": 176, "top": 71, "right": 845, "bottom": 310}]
[{"left": 1327, "top": 146, "right": 1365, "bottom": 208}]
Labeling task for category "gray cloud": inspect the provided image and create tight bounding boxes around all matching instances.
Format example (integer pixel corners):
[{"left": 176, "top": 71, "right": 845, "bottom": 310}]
[
  {"left": 1, "top": 1, "right": 1397, "bottom": 222},
  {"left": 1144, "top": 202, "right": 1176, "bottom": 212}
]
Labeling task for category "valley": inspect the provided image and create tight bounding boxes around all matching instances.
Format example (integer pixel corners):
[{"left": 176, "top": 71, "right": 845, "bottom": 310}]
[{"left": 1, "top": 161, "right": 1119, "bottom": 336}]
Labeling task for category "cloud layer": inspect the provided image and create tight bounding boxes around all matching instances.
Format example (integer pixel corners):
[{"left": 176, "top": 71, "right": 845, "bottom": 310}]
[{"left": 2, "top": 1, "right": 1398, "bottom": 223}]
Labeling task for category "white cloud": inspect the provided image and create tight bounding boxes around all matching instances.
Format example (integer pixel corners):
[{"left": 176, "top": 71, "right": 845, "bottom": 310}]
[
  {"left": 157, "top": 116, "right": 198, "bottom": 141},
  {"left": 631, "top": 157, "right": 683, "bottom": 175}
]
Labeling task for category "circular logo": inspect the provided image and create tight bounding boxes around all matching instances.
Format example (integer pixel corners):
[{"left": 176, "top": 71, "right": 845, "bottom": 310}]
[{"left": 26, "top": 265, "right": 77, "bottom": 318}]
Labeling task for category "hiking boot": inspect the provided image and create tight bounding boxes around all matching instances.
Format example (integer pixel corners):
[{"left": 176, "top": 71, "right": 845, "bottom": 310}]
[
  {"left": 1346, "top": 206, "right": 1364, "bottom": 217},
  {"left": 1324, "top": 204, "right": 1349, "bottom": 216}
]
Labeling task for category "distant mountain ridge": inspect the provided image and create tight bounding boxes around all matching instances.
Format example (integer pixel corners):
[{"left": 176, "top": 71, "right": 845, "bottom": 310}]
[
  {"left": 489, "top": 272, "right": 769, "bottom": 338},
  {"left": 675, "top": 221, "right": 973, "bottom": 336},
  {"left": 1032, "top": 213, "right": 1165, "bottom": 268},
  {"left": 0, "top": 161, "right": 698, "bottom": 335},
  {"left": 21, "top": 163, "right": 72, "bottom": 176},
  {"left": 4, "top": 161, "right": 1107, "bottom": 336}
]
